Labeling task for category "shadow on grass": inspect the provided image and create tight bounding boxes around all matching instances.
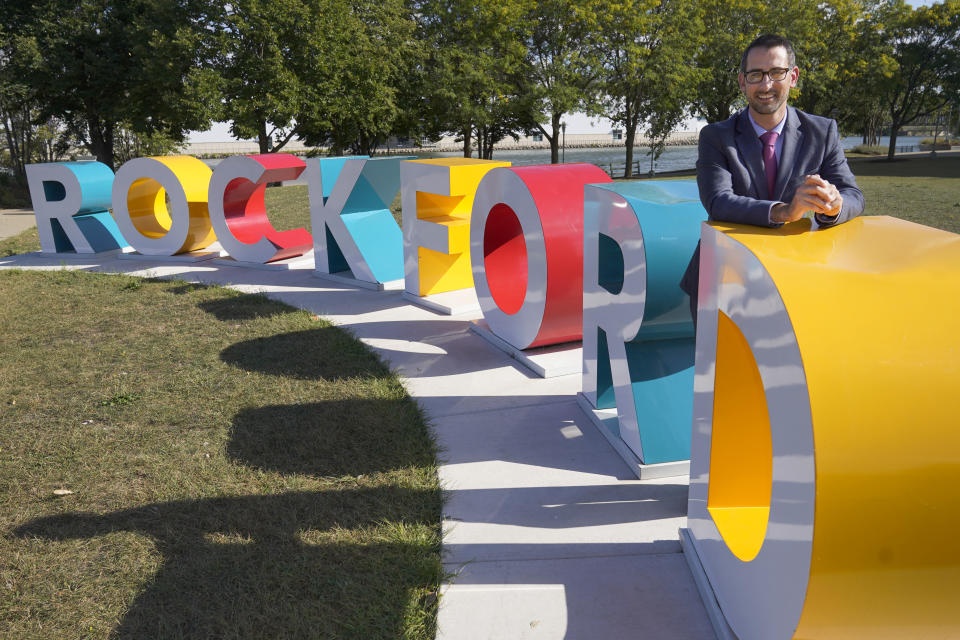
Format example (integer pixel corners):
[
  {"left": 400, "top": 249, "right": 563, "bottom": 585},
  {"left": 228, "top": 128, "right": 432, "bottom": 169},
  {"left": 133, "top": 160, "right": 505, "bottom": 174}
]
[
  {"left": 165, "top": 281, "right": 306, "bottom": 320},
  {"left": 221, "top": 328, "right": 386, "bottom": 380},
  {"left": 166, "top": 282, "right": 213, "bottom": 296},
  {"left": 197, "top": 291, "right": 301, "bottom": 321},
  {"left": 229, "top": 400, "right": 435, "bottom": 477},
  {"left": 14, "top": 488, "right": 441, "bottom": 639}
]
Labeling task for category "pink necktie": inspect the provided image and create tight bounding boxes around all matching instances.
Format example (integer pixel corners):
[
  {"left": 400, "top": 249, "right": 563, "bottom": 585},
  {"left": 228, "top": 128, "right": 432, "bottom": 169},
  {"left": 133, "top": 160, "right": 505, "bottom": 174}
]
[{"left": 761, "top": 131, "right": 779, "bottom": 199}]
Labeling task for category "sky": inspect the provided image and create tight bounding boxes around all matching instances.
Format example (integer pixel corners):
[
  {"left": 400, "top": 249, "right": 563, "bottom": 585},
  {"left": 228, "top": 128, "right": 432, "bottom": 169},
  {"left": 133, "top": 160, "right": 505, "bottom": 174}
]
[{"left": 187, "top": 0, "right": 942, "bottom": 143}]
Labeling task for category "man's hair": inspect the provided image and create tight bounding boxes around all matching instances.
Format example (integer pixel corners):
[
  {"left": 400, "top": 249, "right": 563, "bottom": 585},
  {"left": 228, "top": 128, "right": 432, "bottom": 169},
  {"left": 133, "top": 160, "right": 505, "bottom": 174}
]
[{"left": 740, "top": 34, "right": 796, "bottom": 72}]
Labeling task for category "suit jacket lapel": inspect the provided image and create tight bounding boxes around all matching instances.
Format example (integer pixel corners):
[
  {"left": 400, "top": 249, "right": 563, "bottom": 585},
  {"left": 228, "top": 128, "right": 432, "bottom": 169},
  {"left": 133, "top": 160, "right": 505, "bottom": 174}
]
[
  {"left": 734, "top": 110, "right": 768, "bottom": 199},
  {"left": 775, "top": 107, "right": 803, "bottom": 200}
]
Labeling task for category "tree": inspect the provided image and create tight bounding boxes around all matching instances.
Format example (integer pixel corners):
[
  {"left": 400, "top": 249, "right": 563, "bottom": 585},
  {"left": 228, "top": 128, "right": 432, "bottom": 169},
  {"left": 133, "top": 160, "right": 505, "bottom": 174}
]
[
  {"left": 0, "top": 28, "right": 41, "bottom": 180},
  {"left": 6, "top": 0, "right": 221, "bottom": 169},
  {"left": 689, "top": 0, "right": 833, "bottom": 124},
  {"left": 214, "top": 0, "right": 308, "bottom": 154},
  {"left": 295, "top": 0, "right": 421, "bottom": 155},
  {"left": 788, "top": 0, "right": 863, "bottom": 118},
  {"left": 880, "top": 0, "right": 960, "bottom": 159},
  {"left": 525, "top": 0, "right": 603, "bottom": 163},
  {"left": 597, "top": 0, "right": 702, "bottom": 177},
  {"left": 688, "top": 0, "right": 767, "bottom": 124},
  {"left": 31, "top": 118, "right": 73, "bottom": 163},
  {"left": 641, "top": 59, "right": 699, "bottom": 177},
  {"left": 0, "top": 28, "right": 75, "bottom": 176},
  {"left": 841, "top": 2, "right": 898, "bottom": 145},
  {"left": 415, "top": 0, "right": 537, "bottom": 159},
  {"left": 113, "top": 124, "right": 184, "bottom": 166}
]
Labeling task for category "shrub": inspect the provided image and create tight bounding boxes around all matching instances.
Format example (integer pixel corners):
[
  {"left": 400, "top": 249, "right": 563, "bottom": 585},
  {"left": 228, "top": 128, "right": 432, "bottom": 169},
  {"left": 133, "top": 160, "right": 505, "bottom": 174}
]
[{"left": 849, "top": 144, "right": 887, "bottom": 155}]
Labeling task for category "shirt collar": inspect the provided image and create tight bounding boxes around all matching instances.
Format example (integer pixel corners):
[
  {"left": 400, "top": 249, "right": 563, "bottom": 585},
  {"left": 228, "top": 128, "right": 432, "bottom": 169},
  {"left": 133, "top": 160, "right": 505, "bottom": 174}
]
[{"left": 747, "top": 108, "right": 788, "bottom": 138}]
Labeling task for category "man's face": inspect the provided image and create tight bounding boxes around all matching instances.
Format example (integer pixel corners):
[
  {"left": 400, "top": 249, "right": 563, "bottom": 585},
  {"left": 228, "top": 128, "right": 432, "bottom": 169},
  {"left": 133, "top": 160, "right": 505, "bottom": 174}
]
[{"left": 738, "top": 45, "right": 799, "bottom": 118}]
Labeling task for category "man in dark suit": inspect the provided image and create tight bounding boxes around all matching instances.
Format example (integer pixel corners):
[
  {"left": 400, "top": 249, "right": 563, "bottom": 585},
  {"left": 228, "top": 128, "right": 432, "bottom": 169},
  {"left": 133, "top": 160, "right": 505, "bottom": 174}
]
[{"left": 680, "top": 34, "right": 865, "bottom": 318}]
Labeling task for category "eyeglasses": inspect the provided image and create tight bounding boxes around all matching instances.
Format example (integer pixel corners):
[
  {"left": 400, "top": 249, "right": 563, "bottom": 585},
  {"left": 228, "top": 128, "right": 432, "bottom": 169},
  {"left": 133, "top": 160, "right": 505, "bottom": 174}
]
[{"left": 743, "top": 68, "right": 790, "bottom": 84}]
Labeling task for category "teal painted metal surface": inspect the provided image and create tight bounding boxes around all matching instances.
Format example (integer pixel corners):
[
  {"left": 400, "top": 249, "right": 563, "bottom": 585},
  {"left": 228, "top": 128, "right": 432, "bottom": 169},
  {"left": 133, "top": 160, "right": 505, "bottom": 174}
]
[
  {"left": 624, "top": 339, "right": 694, "bottom": 464},
  {"left": 28, "top": 161, "right": 126, "bottom": 253},
  {"left": 62, "top": 161, "right": 115, "bottom": 214},
  {"left": 315, "top": 156, "right": 368, "bottom": 201},
  {"left": 53, "top": 211, "right": 126, "bottom": 253},
  {"left": 313, "top": 156, "right": 414, "bottom": 283},
  {"left": 584, "top": 179, "right": 706, "bottom": 464}
]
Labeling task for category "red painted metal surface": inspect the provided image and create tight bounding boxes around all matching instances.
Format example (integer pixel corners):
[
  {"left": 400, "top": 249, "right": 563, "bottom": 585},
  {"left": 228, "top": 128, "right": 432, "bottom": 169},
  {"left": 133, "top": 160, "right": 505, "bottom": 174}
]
[
  {"left": 491, "top": 164, "right": 611, "bottom": 347},
  {"left": 483, "top": 203, "right": 528, "bottom": 315},
  {"left": 222, "top": 154, "right": 311, "bottom": 261}
]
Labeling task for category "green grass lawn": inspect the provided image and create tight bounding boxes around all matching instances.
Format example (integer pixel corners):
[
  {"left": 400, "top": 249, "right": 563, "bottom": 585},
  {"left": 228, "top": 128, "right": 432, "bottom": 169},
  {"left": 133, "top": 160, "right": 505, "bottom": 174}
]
[
  {"left": 848, "top": 155, "right": 960, "bottom": 234},
  {"left": 0, "top": 270, "right": 442, "bottom": 639}
]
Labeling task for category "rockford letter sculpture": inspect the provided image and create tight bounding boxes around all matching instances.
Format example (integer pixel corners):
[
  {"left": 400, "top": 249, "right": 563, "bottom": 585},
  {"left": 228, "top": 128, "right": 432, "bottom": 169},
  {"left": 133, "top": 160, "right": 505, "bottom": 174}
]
[
  {"left": 19, "top": 140, "right": 960, "bottom": 639},
  {"left": 580, "top": 181, "right": 705, "bottom": 469},
  {"left": 111, "top": 155, "right": 216, "bottom": 256},
  {"left": 400, "top": 158, "right": 509, "bottom": 300},
  {"left": 207, "top": 153, "right": 311, "bottom": 264},
  {"left": 682, "top": 216, "right": 960, "bottom": 639},
  {"left": 679, "top": 34, "right": 864, "bottom": 318},
  {"left": 308, "top": 155, "right": 414, "bottom": 287},
  {"left": 25, "top": 161, "right": 127, "bottom": 254},
  {"left": 469, "top": 163, "right": 611, "bottom": 350}
]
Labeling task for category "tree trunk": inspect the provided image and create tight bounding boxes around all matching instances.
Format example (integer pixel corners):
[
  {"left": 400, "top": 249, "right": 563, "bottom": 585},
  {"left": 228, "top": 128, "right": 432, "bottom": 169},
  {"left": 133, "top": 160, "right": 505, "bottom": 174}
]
[
  {"left": 1, "top": 107, "right": 22, "bottom": 178},
  {"left": 258, "top": 119, "right": 270, "bottom": 155},
  {"left": 479, "top": 127, "right": 494, "bottom": 159},
  {"left": 886, "top": 124, "right": 899, "bottom": 161},
  {"left": 357, "top": 134, "right": 374, "bottom": 156},
  {"left": 462, "top": 125, "right": 472, "bottom": 158},
  {"left": 23, "top": 117, "right": 32, "bottom": 172},
  {"left": 623, "top": 105, "right": 637, "bottom": 179},
  {"left": 550, "top": 111, "right": 561, "bottom": 164},
  {"left": 87, "top": 117, "right": 115, "bottom": 169}
]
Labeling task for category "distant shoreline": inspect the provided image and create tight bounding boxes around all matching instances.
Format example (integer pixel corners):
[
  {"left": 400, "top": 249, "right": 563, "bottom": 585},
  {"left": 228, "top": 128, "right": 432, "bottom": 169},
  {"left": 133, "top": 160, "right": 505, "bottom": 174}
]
[
  {"left": 183, "top": 132, "right": 701, "bottom": 158},
  {"left": 417, "top": 132, "right": 699, "bottom": 153}
]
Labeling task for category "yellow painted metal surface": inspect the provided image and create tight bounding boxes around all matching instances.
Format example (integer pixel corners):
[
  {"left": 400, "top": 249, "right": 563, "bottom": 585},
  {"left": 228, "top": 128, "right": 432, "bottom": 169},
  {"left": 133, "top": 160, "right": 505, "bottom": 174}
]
[
  {"left": 707, "top": 311, "right": 772, "bottom": 562},
  {"left": 410, "top": 158, "right": 509, "bottom": 296},
  {"left": 418, "top": 247, "right": 474, "bottom": 296},
  {"left": 721, "top": 216, "right": 960, "bottom": 637},
  {"left": 126, "top": 156, "right": 214, "bottom": 253}
]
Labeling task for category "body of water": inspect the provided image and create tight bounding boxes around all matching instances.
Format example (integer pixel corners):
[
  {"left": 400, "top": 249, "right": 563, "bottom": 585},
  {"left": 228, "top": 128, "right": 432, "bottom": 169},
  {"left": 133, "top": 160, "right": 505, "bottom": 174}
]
[
  {"left": 421, "top": 135, "right": 928, "bottom": 176},
  {"left": 201, "top": 136, "right": 929, "bottom": 184}
]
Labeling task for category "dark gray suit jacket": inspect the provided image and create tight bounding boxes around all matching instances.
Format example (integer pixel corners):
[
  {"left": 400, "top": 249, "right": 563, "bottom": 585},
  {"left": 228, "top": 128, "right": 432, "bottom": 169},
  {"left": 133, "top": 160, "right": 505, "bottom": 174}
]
[{"left": 680, "top": 106, "right": 865, "bottom": 298}]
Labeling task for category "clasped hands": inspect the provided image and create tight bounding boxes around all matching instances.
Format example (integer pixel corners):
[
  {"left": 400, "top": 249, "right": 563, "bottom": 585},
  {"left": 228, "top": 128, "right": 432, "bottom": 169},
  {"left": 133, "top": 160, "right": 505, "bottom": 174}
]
[{"left": 771, "top": 174, "right": 842, "bottom": 224}]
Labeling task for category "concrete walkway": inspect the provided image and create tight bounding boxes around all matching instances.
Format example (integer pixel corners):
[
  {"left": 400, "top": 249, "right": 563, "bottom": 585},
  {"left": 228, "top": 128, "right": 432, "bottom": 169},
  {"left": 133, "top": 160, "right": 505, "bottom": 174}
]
[
  {"left": 0, "top": 209, "right": 38, "bottom": 240},
  {"left": 0, "top": 242, "right": 713, "bottom": 640}
]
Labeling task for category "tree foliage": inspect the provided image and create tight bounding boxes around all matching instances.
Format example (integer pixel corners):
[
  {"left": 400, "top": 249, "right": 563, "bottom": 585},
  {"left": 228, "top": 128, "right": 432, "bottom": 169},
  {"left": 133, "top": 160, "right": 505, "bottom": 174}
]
[
  {"left": 416, "top": 0, "right": 537, "bottom": 159},
  {"left": 4, "top": 0, "right": 957, "bottom": 165},
  {"left": 597, "top": 0, "right": 702, "bottom": 177},
  {"left": 526, "top": 0, "right": 604, "bottom": 163},
  {"left": 688, "top": 0, "right": 768, "bottom": 124},
  {"left": 295, "top": 0, "right": 421, "bottom": 155},
  {"left": 214, "top": 0, "right": 308, "bottom": 154},
  {"left": 3, "top": 0, "right": 220, "bottom": 168},
  {"left": 879, "top": 0, "right": 960, "bottom": 159},
  {"left": 848, "top": 2, "right": 901, "bottom": 145},
  {"left": 0, "top": 27, "right": 42, "bottom": 179}
]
